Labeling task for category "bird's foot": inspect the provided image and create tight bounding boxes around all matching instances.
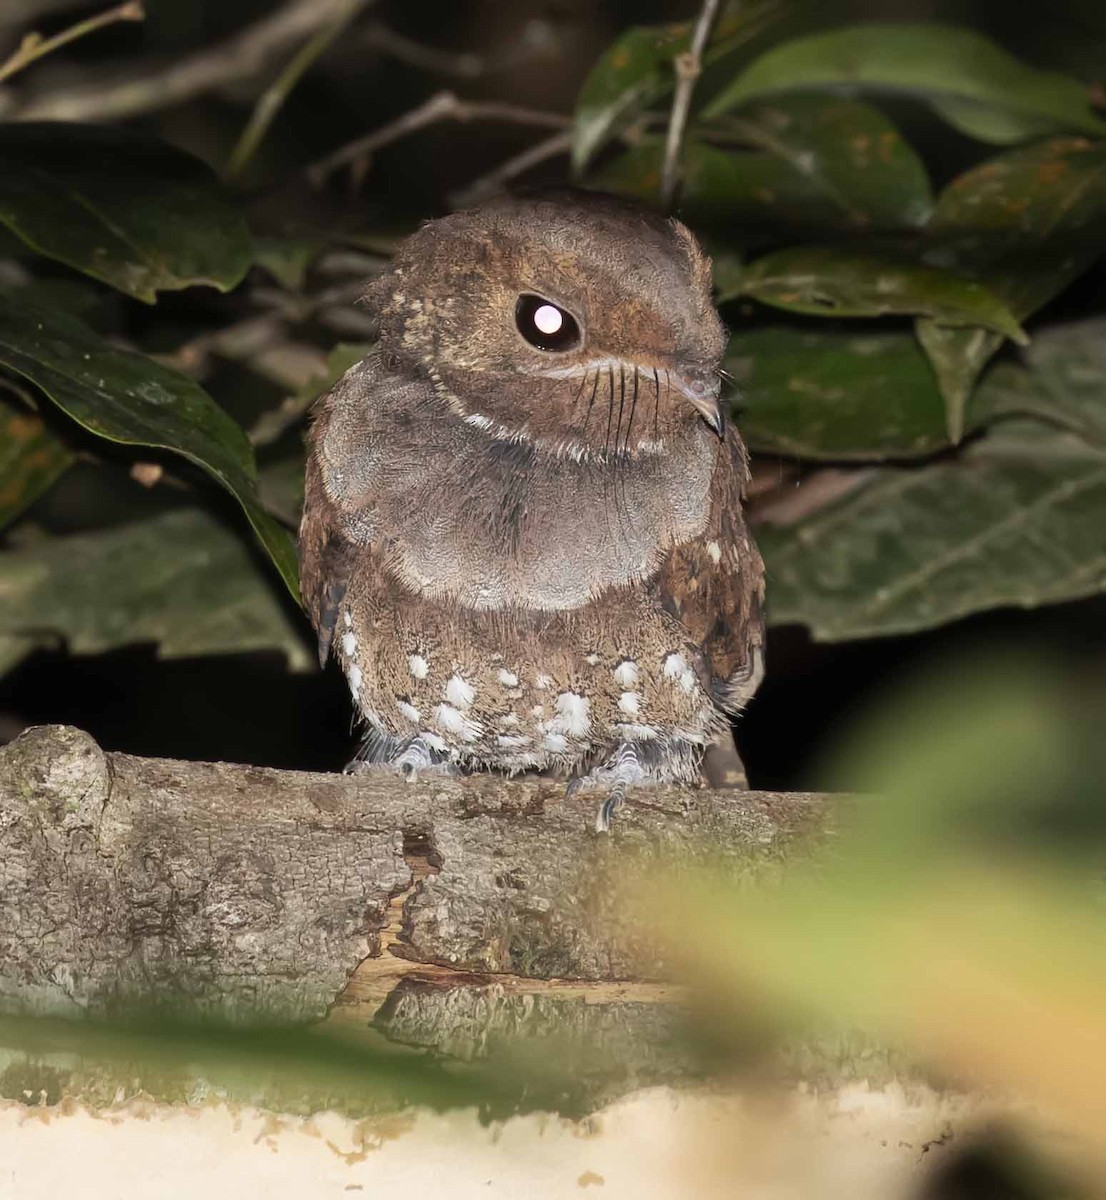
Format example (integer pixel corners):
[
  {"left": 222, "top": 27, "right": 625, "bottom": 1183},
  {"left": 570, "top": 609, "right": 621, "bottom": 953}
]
[
  {"left": 568, "top": 741, "right": 667, "bottom": 834},
  {"left": 344, "top": 730, "right": 460, "bottom": 782}
]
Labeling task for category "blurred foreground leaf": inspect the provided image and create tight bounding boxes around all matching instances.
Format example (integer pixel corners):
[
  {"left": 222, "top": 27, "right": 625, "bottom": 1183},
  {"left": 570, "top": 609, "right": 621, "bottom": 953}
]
[
  {"left": 0, "top": 395, "right": 72, "bottom": 532},
  {"left": 599, "top": 96, "right": 931, "bottom": 234},
  {"left": 572, "top": 0, "right": 782, "bottom": 171},
  {"left": 758, "top": 427, "right": 1106, "bottom": 638},
  {"left": 645, "top": 657, "right": 1106, "bottom": 1152},
  {"left": 0, "top": 1012, "right": 527, "bottom": 1120},
  {"left": 705, "top": 25, "right": 1106, "bottom": 143},
  {"left": 917, "top": 137, "right": 1106, "bottom": 441},
  {"left": 727, "top": 328, "right": 951, "bottom": 460},
  {"left": 0, "top": 124, "right": 251, "bottom": 302},
  {"left": 0, "top": 295, "right": 298, "bottom": 594},
  {"left": 0, "top": 506, "right": 310, "bottom": 674},
  {"left": 732, "top": 246, "right": 1026, "bottom": 340}
]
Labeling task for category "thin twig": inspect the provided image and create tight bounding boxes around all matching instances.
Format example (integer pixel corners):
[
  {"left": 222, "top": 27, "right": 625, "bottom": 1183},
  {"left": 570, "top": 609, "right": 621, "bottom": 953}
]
[
  {"left": 307, "top": 90, "right": 571, "bottom": 186},
  {"left": 451, "top": 128, "right": 573, "bottom": 208},
  {"left": 0, "top": 0, "right": 143, "bottom": 87},
  {"left": 227, "top": 0, "right": 367, "bottom": 178},
  {"left": 0, "top": 0, "right": 355, "bottom": 121},
  {"left": 660, "top": 0, "right": 721, "bottom": 211}
]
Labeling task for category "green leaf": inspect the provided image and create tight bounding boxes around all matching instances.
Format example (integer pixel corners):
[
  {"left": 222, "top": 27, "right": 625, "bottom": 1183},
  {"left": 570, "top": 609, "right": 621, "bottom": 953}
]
[
  {"left": 704, "top": 24, "right": 1106, "bottom": 143},
  {"left": 916, "top": 136, "right": 1106, "bottom": 441},
  {"left": 731, "top": 245, "right": 1027, "bottom": 340},
  {"left": 0, "top": 123, "right": 252, "bottom": 302},
  {"left": 973, "top": 317, "right": 1106, "bottom": 450},
  {"left": 758, "top": 427, "right": 1106, "bottom": 640},
  {"left": 572, "top": 0, "right": 782, "bottom": 171},
  {"left": 0, "top": 393, "right": 72, "bottom": 532},
  {"left": 0, "top": 507, "right": 311, "bottom": 677},
  {"left": 0, "top": 295, "right": 298, "bottom": 595},
  {"left": 596, "top": 95, "right": 932, "bottom": 234},
  {"left": 252, "top": 233, "right": 325, "bottom": 291},
  {"left": 726, "top": 327, "right": 951, "bottom": 460}
]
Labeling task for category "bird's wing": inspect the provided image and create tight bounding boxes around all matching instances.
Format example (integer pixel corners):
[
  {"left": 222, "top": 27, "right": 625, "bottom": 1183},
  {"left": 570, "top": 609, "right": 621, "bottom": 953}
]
[
  {"left": 298, "top": 385, "right": 364, "bottom": 669},
  {"left": 652, "top": 431, "right": 766, "bottom": 711}
]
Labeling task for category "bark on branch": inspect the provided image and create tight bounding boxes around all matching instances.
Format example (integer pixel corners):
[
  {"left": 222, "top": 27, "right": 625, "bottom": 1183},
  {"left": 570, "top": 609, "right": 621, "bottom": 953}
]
[{"left": 0, "top": 725, "right": 832, "bottom": 1029}]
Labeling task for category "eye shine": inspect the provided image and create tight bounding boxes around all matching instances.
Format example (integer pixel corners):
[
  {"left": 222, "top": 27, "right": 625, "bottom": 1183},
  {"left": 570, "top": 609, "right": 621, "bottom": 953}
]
[{"left": 515, "top": 293, "right": 581, "bottom": 352}]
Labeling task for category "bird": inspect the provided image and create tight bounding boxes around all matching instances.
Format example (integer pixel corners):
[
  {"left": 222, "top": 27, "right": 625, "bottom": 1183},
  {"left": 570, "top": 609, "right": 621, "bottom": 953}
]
[{"left": 299, "top": 188, "right": 765, "bottom": 830}]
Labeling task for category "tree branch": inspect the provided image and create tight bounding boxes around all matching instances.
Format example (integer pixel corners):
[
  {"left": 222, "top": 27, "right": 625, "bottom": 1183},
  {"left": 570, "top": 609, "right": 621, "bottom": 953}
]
[
  {"left": 450, "top": 127, "right": 573, "bottom": 207},
  {"left": 0, "top": 724, "right": 832, "bottom": 1024},
  {"left": 0, "top": 0, "right": 143, "bottom": 87},
  {"left": 0, "top": 0, "right": 360, "bottom": 121},
  {"left": 660, "top": 0, "right": 721, "bottom": 211},
  {"left": 226, "top": 0, "right": 368, "bottom": 179},
  {"left": 307, "top": 90, "right": 571, "bottom": 186}
]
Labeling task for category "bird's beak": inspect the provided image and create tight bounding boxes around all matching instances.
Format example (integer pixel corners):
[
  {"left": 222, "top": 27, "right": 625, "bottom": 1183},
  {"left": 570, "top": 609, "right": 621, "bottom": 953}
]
[{"left": 671, "top": 365, "right": 724, "bottom": 438}]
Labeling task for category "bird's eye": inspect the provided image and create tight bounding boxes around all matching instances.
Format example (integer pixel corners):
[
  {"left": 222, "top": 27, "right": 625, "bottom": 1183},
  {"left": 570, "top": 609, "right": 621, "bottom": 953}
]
[{"left": 515, "top": 294, "right": 581, "bottom": 352}]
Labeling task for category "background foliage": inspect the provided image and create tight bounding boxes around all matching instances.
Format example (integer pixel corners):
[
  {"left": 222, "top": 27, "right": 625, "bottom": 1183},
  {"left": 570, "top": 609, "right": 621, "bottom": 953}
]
[{"left": 1, "top": 0, "right": 1103, "bottom": 784}]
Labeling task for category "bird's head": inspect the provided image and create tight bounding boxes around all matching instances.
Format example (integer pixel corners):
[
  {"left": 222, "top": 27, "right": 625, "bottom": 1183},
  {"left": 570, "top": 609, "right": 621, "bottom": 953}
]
[{"left": 366, "top": 188, "right": 727, "bottom": 458}]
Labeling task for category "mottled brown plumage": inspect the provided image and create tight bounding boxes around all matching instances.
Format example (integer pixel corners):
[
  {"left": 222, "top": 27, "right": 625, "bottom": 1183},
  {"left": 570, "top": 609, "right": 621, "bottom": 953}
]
[{"left": 300, "top": 189, "right": 764, "bottom": 824}]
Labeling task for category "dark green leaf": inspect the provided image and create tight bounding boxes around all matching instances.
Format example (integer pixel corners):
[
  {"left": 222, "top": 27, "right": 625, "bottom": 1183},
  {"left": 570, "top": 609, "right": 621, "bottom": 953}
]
[
  {"left": 727, "top": 327, "right": 951, "bottom": 460},
  {"left": 973, "top": 317, "right": 1106, "bottom": 450},
  {"left": 0, "top": 123, "right": 252, "bottom": 302},
  {"left": 731, "top": 245, "right": 1027, "bottom": 340},
  {"left": 0, "top": 393, "right": 72, "bottom": 532},
  {"left": 916, "top": 136, "right": 1106, "bottom": 440},
  {"left": 572, "top": 0, "right": 782, "bottom": 171},
  {"left": 597, "top": 95, "right": 932, "bottom": 234},
  {"left": 705, "top": 24, "right": 1106, "bottom": 143},
  {"left": 252, "top": 233, "right": 325, "bottom": 291},
  {"left": 0, "top": 295, "right": 298, "bottom": 595},
  {"left": 0, "top": 507, "right": 311, "bottom": 677},
  {"left": 758, "top": 428, "right": 1106, "bottom": 640}
]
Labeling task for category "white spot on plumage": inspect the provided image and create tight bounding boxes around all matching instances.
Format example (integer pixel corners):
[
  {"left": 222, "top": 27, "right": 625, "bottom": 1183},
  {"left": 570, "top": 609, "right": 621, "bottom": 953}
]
[
  {"left": 464, "top": 412, "right": 494, "bottom": 431},
  {"left": 408, "top": 654, "right": 430, "bottom": 679},
  {"left": 422, "top": 731, "right": 448, "bottom": 752},
  {"left": 664, "top": 652, "right": 698, "bottom": 694},
  {"left": 663, "top": 652, "right": 687, "bottom": 679},
  {"left": 347, "top": 665, "right": 362, "bottom": 697},
  {"left": 433, "top": 704, "right": 481, "bottom": 742},
  {"left": 530, "top": 705, "right": 544, "bottom": 719},
  {"left": 535, "top": 673, "right": 552, "bottom": 690},
  {"left": 341, "top": 631, "right": 358, "bottom": 657},
  {"left": 706, "top": 540, "right": 722, "bottom": 564},
  {"left": 342, "top": 611, "right": 353, "bottom": 628},
  {"left": 500, "top": 713, "right": 520, "bottom": 727},
  {"left": 618, "top": 692, "right": 641, "bottom": 715},
  {"left": 552, "top": 692, "right": 590, "bottom": 737},
  {"left": 397, "top": 700, "right": 420, "bottom": 723},
  {"left": 585, "top": 653, "right": 601, "bottom": 666},
  {"left": 444, "top": 673, "right": 475, "bottom": 708},
  {"left": 497, "top": 734, "right": 530, "bottom": 748},
  {"left": 541, "top": 732, "right": 568, "bottom": 753},
  {"left": 496, "top": 668, "right": 519, "bottom": 687},
  {"left": 613, "top": 660, "right": 639, "bottom": 687}
]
